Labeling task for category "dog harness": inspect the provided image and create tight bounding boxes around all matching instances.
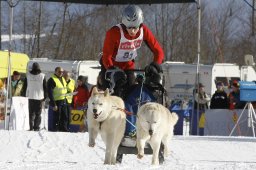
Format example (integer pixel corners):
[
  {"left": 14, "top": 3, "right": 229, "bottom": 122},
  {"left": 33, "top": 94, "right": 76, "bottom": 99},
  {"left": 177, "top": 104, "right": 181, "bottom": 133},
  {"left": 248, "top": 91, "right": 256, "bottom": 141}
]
[{"left": 98, "top": 106, "right": 133, "bottom": 130}]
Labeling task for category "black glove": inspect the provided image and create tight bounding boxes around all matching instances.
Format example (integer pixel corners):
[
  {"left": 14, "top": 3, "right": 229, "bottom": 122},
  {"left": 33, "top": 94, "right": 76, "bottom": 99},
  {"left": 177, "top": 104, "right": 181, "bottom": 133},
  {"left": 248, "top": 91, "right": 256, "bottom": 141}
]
[
  {"left": 149, "top": 62, "right": 163, "bottom": 73},
  {"left": 105, "top": 66, "right": 119, "bottom": 82},
  {"left": 144, "top": 62, "right": 162, "bottom": 85},
  {"left": 145, "top": 62, "right": 162, "bottom": 77},
  {"left": 113, "top": 70, "right": 127, "bottom": 87}
]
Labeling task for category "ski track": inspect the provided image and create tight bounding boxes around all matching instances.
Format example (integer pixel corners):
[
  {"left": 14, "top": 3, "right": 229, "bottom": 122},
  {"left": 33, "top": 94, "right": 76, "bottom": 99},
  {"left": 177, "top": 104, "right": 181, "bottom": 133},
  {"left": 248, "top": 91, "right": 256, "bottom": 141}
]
[{"left": 0, "top": 130, "right": 256, "bottom": 170}]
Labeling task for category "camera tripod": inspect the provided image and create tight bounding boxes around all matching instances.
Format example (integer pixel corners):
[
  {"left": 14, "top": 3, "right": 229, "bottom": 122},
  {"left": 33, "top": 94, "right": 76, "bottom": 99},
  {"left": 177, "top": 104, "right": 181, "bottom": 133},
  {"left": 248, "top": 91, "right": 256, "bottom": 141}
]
[{"left": 229, "top": 102, "right": 256, "bottom": 137}]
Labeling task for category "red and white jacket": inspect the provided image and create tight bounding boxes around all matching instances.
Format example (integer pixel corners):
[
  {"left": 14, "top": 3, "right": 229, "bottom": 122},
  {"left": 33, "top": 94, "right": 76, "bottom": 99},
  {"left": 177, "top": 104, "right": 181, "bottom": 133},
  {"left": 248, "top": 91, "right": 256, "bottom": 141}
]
[{"left": 102, "top": 23, "right": 164, "bottom": 70}]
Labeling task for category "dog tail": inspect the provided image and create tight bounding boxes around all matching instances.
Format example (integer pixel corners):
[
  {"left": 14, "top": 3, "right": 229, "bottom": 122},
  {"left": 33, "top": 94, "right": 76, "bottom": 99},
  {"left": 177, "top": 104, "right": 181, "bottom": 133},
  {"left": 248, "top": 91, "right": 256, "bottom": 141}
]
[{"left": 169, "top": 112, "right": 179, "bottom": 125}]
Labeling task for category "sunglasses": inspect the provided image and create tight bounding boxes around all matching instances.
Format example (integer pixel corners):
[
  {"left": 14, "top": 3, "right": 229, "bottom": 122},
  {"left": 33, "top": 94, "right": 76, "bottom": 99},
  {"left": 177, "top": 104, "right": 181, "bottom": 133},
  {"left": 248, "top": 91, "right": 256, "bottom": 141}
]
[{"left": 58, "top": 70, "right": 64, "bottom": 73}]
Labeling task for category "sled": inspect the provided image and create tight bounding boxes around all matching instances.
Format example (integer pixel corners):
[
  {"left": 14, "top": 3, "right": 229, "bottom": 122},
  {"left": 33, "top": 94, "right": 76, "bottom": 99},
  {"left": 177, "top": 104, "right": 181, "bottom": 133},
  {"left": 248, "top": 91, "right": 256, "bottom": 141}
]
[
  {"left": 105, "top": 68, "right": 167, "bottom": 164},
  {"left": 116, "top": 143, "right": 165, "bottom": 164},
  {"left": 115, "top": 84, "right": 166, "bottom": 164}
]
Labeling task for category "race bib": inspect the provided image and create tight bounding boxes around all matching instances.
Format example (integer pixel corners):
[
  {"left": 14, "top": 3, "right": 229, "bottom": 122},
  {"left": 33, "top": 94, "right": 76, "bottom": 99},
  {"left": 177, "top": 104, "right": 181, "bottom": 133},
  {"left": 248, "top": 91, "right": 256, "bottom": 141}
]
[
  {"left": 115, "top": 24, "right": 143, "bottom": 62},
  {"left": 115, "top": 50, "right": 137, "bottom": 62}
]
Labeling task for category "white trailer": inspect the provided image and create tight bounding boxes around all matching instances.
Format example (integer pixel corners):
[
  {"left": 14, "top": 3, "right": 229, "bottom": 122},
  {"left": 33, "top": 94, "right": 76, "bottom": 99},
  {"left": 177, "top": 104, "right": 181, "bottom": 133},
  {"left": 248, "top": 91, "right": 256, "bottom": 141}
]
[
  {"left": 27, "top": 58, "right": 101, "bottom": 85},
  {"left": 162, "top": 62, "right": 256, "bottom": 102}
]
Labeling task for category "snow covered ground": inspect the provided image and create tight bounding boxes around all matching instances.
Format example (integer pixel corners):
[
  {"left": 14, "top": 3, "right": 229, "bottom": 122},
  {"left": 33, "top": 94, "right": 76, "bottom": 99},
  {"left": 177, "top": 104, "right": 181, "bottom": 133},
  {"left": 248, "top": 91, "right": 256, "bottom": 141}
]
[{"left": 0, "top": 130, "right": 256, "bottom": 170}]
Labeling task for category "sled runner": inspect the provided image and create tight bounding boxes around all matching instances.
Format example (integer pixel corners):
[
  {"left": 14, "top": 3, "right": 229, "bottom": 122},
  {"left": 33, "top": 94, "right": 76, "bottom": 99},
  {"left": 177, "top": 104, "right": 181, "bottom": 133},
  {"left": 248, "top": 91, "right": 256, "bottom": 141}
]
[
  {"left": 117, "top": 143, "right": 165, "bottom": 164},
  {"left": 105, "top": 68, "right": 167, "bottom": 164}
]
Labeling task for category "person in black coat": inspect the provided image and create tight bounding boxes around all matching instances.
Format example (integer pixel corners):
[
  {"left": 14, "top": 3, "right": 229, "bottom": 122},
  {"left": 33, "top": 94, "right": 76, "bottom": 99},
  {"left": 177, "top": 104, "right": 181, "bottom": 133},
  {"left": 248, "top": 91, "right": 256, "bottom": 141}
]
[{"left": 210, "top": 81, "right": 229, "bottom": 109}]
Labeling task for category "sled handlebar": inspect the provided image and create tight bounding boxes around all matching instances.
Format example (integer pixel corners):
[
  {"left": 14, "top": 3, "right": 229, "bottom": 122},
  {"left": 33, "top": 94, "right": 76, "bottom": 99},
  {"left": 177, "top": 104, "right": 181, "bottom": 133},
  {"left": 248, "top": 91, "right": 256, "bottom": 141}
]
[
  {"left": 105, "top": 69, "right": 145, "bottom": 80},
  {"left": 123, "top": 69, "right": 145, "bottom": 73},
  {"left": 105, "top": 68, "right": 146, "bottom": 94}
]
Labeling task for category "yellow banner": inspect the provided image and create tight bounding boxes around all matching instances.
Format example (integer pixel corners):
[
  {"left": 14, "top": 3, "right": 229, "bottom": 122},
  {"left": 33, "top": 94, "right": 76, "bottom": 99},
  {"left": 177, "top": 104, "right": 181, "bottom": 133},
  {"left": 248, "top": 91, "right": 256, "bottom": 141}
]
[
  {"left": 199, "top": 112, "right": 206, "bottom": 128},
  {"left": 70, "top": 109, "right": 85, "bottom": 125}
]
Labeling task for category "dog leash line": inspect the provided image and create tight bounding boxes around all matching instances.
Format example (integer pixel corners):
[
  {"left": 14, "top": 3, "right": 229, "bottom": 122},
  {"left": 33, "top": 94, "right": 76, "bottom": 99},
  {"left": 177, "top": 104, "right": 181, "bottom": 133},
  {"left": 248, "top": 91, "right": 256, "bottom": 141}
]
[{"left": 126, "top": 118, "right": 136, "bottom": 128}]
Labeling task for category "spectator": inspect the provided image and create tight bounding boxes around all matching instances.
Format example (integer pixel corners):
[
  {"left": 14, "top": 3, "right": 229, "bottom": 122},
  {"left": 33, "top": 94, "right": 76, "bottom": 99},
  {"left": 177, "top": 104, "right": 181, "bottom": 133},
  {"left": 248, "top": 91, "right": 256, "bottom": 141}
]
[
  {"left": 0, "top": 81, "right": 6, "bottom": 120},
  {"left": 11, "top": 71, "right": 24, "bottom": 96},
  {"left": 0, "top": 79, "right": 6, "bottom": 97},
  {"left": 193, "top": 83, "right": 210, "bottom": 136},
  {"left": 229, "top": 80, "right": 246, "bottom": 109},
  {"left": 194, "top": 83, "right": 210, "bottom": 110},
  {"left": 0, "top": 97, "right": 4, "bottom": 120},
  {"left": 73, "top": 75, "right": 90, "bottom": 132},
  {"left": 47, "top": 67, "right": 69, "bottom": 132},
  {"left": 63, "top": 71, "right": 75, "bottom": 130},
  {"left": 73, "top": 75, "right": 90, "bottom": 109},
  {"left": 210, "top": 81, "right": 229, "bottom": 109},
  {"left": 22, "top": 62, "right": 47, "bottom": 131},
  {"left": 0, "top": 79, "right": 3, "bottom": 89},
  {"left": 63, "top": 71, "right": 75, "bottom": 106}
]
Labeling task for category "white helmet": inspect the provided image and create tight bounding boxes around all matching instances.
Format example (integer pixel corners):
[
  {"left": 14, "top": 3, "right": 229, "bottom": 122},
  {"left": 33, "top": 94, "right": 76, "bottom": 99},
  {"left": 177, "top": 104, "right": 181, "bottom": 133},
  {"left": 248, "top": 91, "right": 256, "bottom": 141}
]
[{"left": 122, "top": 5, "right": 143, "bottom": 28}]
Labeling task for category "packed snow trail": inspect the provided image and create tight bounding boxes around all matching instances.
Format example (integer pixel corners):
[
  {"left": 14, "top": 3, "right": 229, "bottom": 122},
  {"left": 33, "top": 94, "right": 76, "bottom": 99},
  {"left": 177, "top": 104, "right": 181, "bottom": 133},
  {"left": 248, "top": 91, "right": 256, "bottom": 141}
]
[{"left": 0, "top": 130, "right": 256, "bottom": 170}]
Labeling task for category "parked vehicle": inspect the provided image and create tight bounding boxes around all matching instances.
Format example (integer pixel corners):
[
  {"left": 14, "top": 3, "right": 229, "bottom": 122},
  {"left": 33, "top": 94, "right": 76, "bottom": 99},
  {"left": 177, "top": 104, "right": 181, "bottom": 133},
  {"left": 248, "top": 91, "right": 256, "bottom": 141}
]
[
  {"left": 27, "top": 58, "right": 101, "bottom": 85},
  {"left": 162, "top": 61, "right": 256, "bottom": 103}
]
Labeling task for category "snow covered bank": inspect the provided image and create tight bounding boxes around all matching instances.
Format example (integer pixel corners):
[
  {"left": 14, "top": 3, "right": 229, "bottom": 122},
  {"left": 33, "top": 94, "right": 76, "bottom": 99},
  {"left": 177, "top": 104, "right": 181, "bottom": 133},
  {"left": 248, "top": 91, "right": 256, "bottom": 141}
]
[{"left": 0, "top": 130, "right": 256, "bottom": 170}]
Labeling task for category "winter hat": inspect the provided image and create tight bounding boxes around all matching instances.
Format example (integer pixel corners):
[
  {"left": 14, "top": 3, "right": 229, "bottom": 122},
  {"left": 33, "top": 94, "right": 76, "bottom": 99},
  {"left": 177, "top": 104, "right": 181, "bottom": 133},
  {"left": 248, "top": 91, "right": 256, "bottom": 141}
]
[
  {"left": 32, "top": 62, "right": 40, "bottom": 70},
  {"left": 232, "top": 80, "right": 239, "bottom": 88},
  {"left": 216, "top": 81, "right": 224, "bottom": 87},
  {"left": 13, "top": 71, "right": 20, "bottom": 76},
  {"left": 199, "top": 83, "right": 204, "bottom": 88},
  {"left": 77, "top": 75, "right": 86, "bottom": 84}
]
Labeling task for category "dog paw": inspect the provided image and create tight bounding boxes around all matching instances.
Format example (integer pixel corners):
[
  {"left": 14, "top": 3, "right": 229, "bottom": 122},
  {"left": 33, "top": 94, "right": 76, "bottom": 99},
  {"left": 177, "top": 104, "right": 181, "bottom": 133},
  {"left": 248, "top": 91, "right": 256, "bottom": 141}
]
[{"left": 137, "top": 154, "right": 144, "bottom": 159}]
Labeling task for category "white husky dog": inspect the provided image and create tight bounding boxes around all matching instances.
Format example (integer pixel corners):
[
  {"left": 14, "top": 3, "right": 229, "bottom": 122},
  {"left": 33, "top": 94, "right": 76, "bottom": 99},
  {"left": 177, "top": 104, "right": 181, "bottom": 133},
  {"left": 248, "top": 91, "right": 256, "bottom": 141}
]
[
  {"left": 136, "top": 102, "right": 178, "bottom": 165},
  {"left": 87, "top": 87, "right": 126, "bottom": 165}
]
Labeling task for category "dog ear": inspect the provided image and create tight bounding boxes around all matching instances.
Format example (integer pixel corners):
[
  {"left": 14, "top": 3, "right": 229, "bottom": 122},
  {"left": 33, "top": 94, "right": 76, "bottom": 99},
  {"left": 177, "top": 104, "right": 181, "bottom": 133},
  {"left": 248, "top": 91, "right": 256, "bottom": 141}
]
[
  {"left": 92, "top": 86, "right": 99, "bottom": 95},
  {"left": 104, "top": 88, "right": 110, "bottom": 97}
]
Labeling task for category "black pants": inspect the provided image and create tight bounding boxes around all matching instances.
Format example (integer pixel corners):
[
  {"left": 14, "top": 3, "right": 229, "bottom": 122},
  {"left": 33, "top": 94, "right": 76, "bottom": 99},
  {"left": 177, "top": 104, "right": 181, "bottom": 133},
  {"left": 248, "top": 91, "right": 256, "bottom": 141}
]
[
  {"left": 29, "top": 99, "right": 43, "bottom": 131},
  {"left": 67, "top": 103, "right": 71, "bottom": 127},
  {"left": 52, "top": 99, "right": 70, "bottom": 132}
]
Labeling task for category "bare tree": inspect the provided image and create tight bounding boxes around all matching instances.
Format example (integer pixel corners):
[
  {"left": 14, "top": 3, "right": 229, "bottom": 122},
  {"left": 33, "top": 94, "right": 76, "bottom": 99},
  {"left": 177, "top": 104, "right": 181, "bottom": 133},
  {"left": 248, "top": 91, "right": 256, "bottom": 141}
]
[
  {"left": 202, "top": 0, "right": 247, "bottom": 64},
  {"left": 2, "top": 1, "right": 255, "bottom": 66},
  {"left": 54, "top": 3, "right": 69, "bottom": 59}
]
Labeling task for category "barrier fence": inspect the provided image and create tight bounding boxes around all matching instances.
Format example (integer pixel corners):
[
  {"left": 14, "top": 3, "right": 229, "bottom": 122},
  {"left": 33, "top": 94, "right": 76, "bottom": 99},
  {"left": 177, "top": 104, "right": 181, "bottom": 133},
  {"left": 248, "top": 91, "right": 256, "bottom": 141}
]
[{"left": 0, "top": 97, "right": 255, "bottom": 137}]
